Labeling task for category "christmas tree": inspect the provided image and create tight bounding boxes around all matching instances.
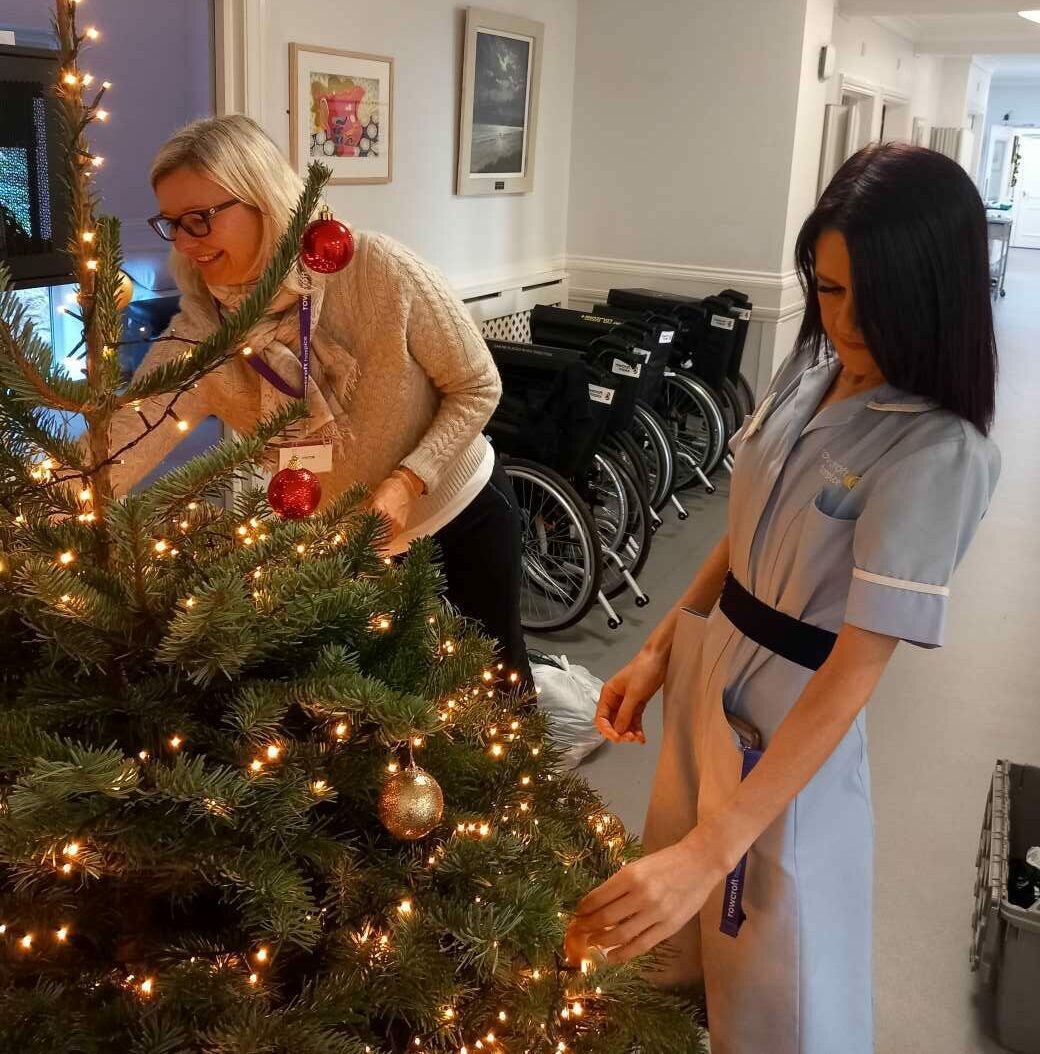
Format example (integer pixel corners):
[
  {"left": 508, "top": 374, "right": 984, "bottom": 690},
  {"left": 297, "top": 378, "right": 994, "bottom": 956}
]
[{"left": 0, "top": 4, "right": 704, "bottom": 1051}]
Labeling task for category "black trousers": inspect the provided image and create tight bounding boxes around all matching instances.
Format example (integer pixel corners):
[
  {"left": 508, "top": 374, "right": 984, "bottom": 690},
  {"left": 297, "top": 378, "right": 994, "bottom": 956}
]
[{"left": 434, "top": 457, "right": 533, "bottom": 694}]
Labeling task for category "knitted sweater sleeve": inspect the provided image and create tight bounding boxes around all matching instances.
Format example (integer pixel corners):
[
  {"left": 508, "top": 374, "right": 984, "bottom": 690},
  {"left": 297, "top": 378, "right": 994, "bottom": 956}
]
[
  {"left": 394, "top": 244, "right": 502, "bottom": 491},
  {"left": 107, "top": 305, "right": 216, "bottom": 496}
]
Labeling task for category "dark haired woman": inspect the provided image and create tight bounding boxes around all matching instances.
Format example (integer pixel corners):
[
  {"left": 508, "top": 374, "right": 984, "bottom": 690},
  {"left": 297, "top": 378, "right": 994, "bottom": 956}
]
[{"left": 566, "top": 143, "right": 1001, "bottom": 1051}]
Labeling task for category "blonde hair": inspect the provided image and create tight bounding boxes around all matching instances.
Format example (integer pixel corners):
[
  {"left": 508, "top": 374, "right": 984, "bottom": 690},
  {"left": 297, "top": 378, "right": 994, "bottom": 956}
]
[{"left": 151, "top": 114, "right": 310, "bottom": 295}]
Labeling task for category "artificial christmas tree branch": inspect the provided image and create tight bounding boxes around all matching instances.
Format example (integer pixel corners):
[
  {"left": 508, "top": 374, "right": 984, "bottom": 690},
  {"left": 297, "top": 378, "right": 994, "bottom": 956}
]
[{"left": 0, "top": 3, "right": 706, "bottom": 1049}]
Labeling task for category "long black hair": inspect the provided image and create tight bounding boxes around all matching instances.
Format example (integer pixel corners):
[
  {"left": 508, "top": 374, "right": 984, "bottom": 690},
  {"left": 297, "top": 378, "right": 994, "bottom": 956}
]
[{"left": 794, "top": 143, "right": 997, "bottom": 434}]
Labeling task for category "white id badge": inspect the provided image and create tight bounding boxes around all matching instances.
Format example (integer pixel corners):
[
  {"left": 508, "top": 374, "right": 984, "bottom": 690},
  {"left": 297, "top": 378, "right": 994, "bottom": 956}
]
[{"left": 278, "top": 441, "right": 333, "bottom": 473}]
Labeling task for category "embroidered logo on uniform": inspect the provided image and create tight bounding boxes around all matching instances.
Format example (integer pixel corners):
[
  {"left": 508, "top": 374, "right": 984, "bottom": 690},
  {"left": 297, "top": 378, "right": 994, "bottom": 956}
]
[{"left": 821, "top": 451, "right": 860, "bottom": 490}]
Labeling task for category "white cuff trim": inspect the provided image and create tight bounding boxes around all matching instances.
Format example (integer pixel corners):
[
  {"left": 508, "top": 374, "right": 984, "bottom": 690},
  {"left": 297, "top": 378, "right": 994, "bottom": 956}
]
[{"left": 853, "top": 567, "right": 950, "bottom": 597}]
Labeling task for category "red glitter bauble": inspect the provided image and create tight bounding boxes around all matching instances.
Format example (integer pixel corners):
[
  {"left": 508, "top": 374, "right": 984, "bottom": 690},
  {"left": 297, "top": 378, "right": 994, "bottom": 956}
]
[
  {"left": 267, "top": 465, "right": 321, "bottom": 520},
  {"left": 300, "top": 217, "right": 354, "bottom": 274}
]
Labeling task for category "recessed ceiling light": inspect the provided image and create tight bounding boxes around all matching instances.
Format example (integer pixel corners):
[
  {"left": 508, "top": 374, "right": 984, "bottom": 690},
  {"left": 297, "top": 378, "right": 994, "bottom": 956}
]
[{"left": 1020, "top": 10, "right": 1040, "bottom": 24}]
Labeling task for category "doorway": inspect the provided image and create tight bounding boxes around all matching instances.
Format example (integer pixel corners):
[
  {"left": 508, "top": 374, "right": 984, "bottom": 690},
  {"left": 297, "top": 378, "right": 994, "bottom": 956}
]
[{"left": 1011, "top": 134, "right": 1040, "bottom": 250}]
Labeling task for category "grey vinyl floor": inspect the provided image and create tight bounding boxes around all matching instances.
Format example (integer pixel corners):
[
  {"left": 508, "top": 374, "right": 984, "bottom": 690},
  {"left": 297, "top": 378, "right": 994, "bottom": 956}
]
[{"left": 529, "top": 248, "right": 1040, "bottom": 1054}]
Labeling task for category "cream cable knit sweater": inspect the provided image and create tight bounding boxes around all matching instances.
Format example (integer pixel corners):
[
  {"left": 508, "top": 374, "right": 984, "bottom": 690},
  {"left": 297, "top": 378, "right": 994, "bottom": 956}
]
[{"left": 110, "top": 232, "right": 502, "bottom": 536}]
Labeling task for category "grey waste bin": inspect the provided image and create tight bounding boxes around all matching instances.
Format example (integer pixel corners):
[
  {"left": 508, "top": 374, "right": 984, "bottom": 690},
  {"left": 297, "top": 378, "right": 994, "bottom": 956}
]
[{"left": 972, "top": 760, "right": 1040, "bottom": 1053}]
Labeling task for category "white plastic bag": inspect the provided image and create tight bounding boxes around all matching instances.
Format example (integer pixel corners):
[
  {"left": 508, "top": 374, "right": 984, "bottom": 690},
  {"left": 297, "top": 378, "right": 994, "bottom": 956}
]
[{"left": 531, "top": 654, "right": 605, "bottom": 768}]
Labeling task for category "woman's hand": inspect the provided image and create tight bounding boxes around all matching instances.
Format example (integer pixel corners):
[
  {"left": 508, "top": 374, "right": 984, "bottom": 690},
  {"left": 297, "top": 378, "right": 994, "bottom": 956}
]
[
  {"left": 565, "top": 829, "right": 730, "bottom": 967},
  {"left": 595, "top": 647, "right": 669, "bottom": 745},
  {"left": 369, "top": 469, "right": 423, "bottom": 542}
]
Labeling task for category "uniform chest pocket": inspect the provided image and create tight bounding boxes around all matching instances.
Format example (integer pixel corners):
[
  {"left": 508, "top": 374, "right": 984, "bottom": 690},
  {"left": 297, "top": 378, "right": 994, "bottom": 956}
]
[
  {"left": 790, "top": 492, "right": 859, "bottom": 591},
  {"left": 815, "top": 482, "right": 859, "bottom": 519}
]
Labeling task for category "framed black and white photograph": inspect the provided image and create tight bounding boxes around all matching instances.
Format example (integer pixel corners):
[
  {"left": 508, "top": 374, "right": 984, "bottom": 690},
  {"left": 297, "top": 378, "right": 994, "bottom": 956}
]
[{"left": 456, "top": 8, "right": 544, "bottom": 196}]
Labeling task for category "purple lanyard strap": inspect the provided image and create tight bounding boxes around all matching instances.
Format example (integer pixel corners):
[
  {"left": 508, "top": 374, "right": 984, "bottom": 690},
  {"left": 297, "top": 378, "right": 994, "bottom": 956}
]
[
  {"left": 215, "top": 293, "right": 311, "bottom": 400},
  {"left": 719, "top": 744, "right": 763, "bottom": 938}
]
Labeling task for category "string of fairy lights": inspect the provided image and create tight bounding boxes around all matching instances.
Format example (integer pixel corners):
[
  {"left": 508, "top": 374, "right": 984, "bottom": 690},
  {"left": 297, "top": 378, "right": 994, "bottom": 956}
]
[{"left": 0, "top": 3, "right": 637, "bottom": 1049}]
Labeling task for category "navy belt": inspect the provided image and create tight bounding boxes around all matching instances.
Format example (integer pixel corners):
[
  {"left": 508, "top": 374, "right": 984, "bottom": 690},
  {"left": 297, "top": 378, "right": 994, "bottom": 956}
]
[{"left": 720, "top": 572, "right": 836, "bottom": 671}]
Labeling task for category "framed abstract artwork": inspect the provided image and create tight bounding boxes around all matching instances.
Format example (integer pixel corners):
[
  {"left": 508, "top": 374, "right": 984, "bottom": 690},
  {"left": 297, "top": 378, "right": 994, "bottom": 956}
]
[
  {"left": 289, "top": 43, "right": 393, "bottom": 185},
  {"left": 456, "top": 8, "right": 543, "bottom": 196}
]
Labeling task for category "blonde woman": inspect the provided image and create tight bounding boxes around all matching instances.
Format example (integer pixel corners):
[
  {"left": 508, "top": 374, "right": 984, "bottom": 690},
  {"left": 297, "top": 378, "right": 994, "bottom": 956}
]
[{"left": 110, "top": 114, "right": 531, "bottom": 687}]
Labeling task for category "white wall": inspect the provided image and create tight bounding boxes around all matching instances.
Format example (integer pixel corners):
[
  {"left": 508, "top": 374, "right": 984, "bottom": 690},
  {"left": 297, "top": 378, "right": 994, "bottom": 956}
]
[
  {"left": 829, "top": 14, "right": 942, "bottom": 131},
  {"left": 565, "top": 0, "right": 830, "bottom": 395},
  {"left": 934, "top": 58, "right": 991, "bottom": 130},
  {"left": 986, "top": 81, "right": 1040, "bottom": 131},
  {"left": 567, "top": 0, "right": 808, "bottom": 276},
  {"left": 255, "top": 0, "right": 577, "bottom": 291}
]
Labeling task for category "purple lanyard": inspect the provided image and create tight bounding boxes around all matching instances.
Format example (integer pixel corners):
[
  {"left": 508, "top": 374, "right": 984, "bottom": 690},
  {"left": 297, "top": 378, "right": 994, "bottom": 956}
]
[
  {"left": 719, "top": 744, "right": 763, "bottom": 938},
  {"left": 215, "top": 294, "right": 311, "bottom": 399}
]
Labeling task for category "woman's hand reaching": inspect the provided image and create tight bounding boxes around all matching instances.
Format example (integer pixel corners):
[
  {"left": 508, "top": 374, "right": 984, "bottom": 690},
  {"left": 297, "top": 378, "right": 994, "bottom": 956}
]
[
  {"left": 565, "top": 829, "right": 729, "bottom": 967},
  {"left": 594, "top": 647, "right": 669, "bottom": 745},
  {"left": 369, "top": 468, "right": 424, "bottom": 543}
]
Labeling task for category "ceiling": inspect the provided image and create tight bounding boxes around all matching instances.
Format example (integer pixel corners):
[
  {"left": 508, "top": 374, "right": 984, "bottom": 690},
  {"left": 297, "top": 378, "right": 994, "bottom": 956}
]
[{"left": 839, "top": 3, "right": 1040, "bottom": 65}]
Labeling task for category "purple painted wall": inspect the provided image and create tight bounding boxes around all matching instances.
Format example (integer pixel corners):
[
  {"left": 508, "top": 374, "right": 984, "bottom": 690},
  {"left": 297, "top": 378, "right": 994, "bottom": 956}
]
[{"left": 2, "top": 0, "right": 214, "bottom": 249}]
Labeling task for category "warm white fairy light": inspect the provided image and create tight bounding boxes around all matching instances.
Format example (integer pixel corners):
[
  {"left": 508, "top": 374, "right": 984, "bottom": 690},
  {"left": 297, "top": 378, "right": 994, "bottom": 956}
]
[
  {"left": 154, "top": 539, "right": 168, "bottom": 553},
  {"left": 265, "top": 744, "right": 281, "bottom": 762},
  {"left": 56, "top": 926, "right": 69, "bottom": 942},
  {"left": 176, "top": 419, "right": 189, "bottom": 432},
  {"left": 95, "top": 109, "right": 108, "bottom": 121},
  {"left": 333, "top": 722, "right": 349, "bottom": 740},
  {"left": 61, "top": 863, "right": 73, "bottom": 876},
  {"left": 58, "top": 550, "right": 75, "bottom": 566},
  {"left": 398, "top": 899, "right": 413, "bottom": 915},
  {"left": 90, "top": 156, "right": 104, "bottom": 168},
  {"left": 102, "top": 80, "right": 111, "bottom": 89},
  {"left": 20, "top": 934, "right": 33, "bottom": 950},
  {"left": 63, "top": 72, "right": 78, "bottom": 86},
  {"left": 169, "top": 735, "right": 183, "bottom": 750},
  {"left": 64, "top": 841, "right": 80, "bottom": 858},
  {"left": 248, "top": 972, "right": 259, "bottom": 984},
  {"left": 249, "top": 759, "right": 263, "bottom": 773},
  {"left": 411, "top": 736, "right": 423, "bottom": 748},
  {"left": 387, "top": 761, "right": 400, "bottom": 774},
  {"left": 81, "top": 72, "right": 93, "bottom": 85},
  {"left": 86, "top": 257, "right": 99, "bottom": 268},
  {"left": 254, "top": 946, "right": 269, "bottom": 963},
  {"left": 85, "top": 26, "right": 100, "bottom": 39},
  {"left": 490, "top": 744, "right": 504, "bottom": 759},
  {"left": 139, "top": 978, "right": 154, "bottom": 996},
  {"left": 241, "top": 346, "right": 253, "bottom": 357},
  {"left": 310, "top": 779, "right": 328, "bottom": 795}
]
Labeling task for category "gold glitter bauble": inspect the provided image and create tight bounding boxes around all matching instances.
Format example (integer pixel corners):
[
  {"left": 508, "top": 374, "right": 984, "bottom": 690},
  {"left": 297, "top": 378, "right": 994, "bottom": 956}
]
[
  {"left": 589, "top": 811, "right": 625, "bottom": 841},
  {"left": 378, "top": 766, "right": 444, "bottom": 840}
]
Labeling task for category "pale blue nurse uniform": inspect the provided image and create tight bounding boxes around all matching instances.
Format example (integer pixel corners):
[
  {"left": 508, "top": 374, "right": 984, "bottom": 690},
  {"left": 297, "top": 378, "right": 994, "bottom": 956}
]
[{"left": 642, "top": 346, "right": 1000, "bottom": 1053}]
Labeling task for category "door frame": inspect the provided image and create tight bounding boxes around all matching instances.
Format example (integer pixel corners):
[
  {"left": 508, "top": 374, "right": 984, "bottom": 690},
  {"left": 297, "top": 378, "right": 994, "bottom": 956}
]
[
  {"left": 1010, "top": 131, "right": 1040, "bottom": 250},
  {"left": 213, "top": 0, "right": 267, "bottom": 121}
]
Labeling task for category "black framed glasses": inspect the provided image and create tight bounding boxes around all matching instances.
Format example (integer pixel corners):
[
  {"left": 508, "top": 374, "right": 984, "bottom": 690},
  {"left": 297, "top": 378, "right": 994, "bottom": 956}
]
[{"left": 147, "top": 199, "right": 241, "bottom": 242}]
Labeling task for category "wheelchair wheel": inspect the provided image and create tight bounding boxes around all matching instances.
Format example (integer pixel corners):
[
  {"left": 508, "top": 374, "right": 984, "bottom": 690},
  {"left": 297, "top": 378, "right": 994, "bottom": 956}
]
[
  {"left": 736, "top": 373, "right": 756, "bottom": 418},
  {"left": 584, "top": 451, "right": 653, "bottom": 601},
  {"left": 503, "top": 458, "right": 603, "bottom": 633},
  {"left": 716, "top": 376, "right": 744, "bottom": 440},
  {"left": 602, "top": 430, "right": 651, "bottom": 506},
  {"left": 658, "top": 371, "right": 727, "bottom": 487},
  {"left": 629, "top": 402, "right": 676, "bottom": 513}
]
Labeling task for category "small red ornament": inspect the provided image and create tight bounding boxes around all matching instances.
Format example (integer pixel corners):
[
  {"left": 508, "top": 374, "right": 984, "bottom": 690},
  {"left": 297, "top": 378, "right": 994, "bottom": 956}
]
[
  {"left": 267, "top": 459, "right": 321, "bottom": 520},
  {"left": 300, "top": 209, "right": 354, "bottom": 274}
]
